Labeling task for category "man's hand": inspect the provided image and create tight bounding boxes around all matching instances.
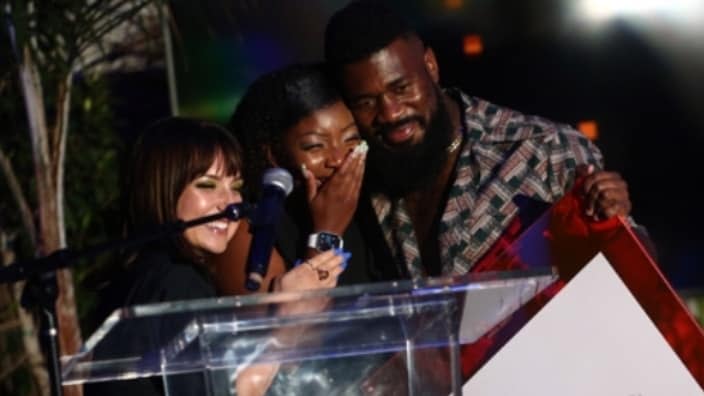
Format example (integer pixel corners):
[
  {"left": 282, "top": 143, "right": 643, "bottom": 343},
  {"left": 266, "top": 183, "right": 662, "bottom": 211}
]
[{"left": 578, "top": 164, "right": 632, "bottom": 220}]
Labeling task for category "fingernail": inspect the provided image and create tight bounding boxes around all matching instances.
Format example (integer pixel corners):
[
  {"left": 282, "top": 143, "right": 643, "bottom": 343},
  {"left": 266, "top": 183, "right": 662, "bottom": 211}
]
[
  {"left": 332, "top": 248, "right": 351, "bottom": 270},
  {"left": 588, "top": 164, "right": 594, "bottom": 174},
  {"left": 301, "top": 164, "right": 308, "bottom": 176},
  {"left": 341, "top": 252, "right": 351, "bottom": 270},
  {"left": 354, "top": 141, "right": 369, "bottom": 155}
]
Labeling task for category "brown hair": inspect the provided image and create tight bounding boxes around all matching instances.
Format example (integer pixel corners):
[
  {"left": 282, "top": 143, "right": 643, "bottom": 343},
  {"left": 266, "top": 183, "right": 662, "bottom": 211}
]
[{"left": 126, "top": 117, "right": 242, "bottom": 242}]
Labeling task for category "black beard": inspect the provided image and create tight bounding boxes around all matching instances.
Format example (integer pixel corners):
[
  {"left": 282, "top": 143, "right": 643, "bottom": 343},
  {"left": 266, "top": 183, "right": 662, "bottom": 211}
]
[{"left": 365, "top": 91, "right": 455, "bottom": 199}]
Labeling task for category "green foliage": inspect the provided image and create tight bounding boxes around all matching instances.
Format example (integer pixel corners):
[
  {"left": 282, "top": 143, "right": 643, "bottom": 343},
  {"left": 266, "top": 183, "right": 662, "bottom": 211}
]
[
  {"left": 63, "top": 75, "right": 125, "bottom": 333},
  {"left": 0, "top": 346, "right": 35, "bottom": 396},
  {"left": 0, "top": 77, "right": 35, "bottom": 260},
  {"left": 0, "top": 271, "right": 34, "bottom": 395},
  {"left": 1, "top": 327, "right": 35, "bottom": 394},
  {"left": 0, "top": 67, "right": 124, "bottom": 255},
  {"left": 1, "top": 40, "right": 130, "bottom": 396},
  {"left": 0, "top": 83, "right": 126, "bottom": 396},
  {"left": 1, "top": 2, "right": 164, "bottom": 394},
  {"left": 4, "top": 0, "right": 152, "bottom": 73},
  {"left": 1, "top": 72, "right": 124, "bottom": 392}
]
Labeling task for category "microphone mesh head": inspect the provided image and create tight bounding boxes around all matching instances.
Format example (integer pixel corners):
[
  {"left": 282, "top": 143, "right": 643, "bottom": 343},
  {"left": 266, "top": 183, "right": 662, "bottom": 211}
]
[{"left": 262, "top": 168, "right": 294, "bottom": 196}]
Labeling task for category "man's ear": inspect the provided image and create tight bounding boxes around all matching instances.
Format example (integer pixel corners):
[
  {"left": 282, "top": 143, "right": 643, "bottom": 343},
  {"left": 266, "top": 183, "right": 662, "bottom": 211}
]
[{"left": 423, "top": 47, "right": 440, "bottom": 83}]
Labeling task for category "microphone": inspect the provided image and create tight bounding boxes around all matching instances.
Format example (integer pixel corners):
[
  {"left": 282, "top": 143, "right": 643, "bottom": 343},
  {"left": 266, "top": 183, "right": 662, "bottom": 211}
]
[
  {"left": 221, "top": 202, "right": 252, "bottom": 221},
  {"left": 245, "top": 168, "right": 294, "bottom": 291},
  {"left": 0, "top": 203, "right": 255, "bottom": 284},
  {"left": 178, "top": 202, "right": 252, "bottom": 230}
]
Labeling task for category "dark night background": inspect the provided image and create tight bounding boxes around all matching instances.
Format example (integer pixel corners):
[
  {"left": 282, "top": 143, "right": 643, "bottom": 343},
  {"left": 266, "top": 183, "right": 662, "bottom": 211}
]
[{"left": 110, "top": 0, "right": 704, "bottom": 292}]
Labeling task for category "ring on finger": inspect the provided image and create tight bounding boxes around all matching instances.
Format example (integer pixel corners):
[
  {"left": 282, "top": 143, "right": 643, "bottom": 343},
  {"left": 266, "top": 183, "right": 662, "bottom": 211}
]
[{"left": 317, "top": 269, "right": 329, "bottom": 281}]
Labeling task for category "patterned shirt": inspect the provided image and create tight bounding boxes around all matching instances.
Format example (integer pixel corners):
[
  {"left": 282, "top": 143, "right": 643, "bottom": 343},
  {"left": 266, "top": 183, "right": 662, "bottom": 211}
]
[{"left": 370, "top": 89, "right": 603, "bottom": 279}]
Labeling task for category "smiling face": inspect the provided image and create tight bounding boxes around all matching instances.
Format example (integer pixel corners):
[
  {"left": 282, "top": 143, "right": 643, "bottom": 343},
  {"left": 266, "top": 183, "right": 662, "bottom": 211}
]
[
  {"left": 339, "top": 36, "right": 441, "bottom": 150},
  {"left": 280, "top": 100, "right": 361, "bottom": 186},
  {"left": 176, "top": 155, "right": 243, "bottom": 255}
]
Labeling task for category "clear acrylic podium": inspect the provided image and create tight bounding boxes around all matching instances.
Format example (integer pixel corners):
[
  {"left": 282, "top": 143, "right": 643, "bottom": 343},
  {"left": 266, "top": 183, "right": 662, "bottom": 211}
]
[
  {"left": 62, "top": 270, "right": 555, "bottom": 395},
  {"left": 62, "top": 178, "right": 704, "bottom": 394}
]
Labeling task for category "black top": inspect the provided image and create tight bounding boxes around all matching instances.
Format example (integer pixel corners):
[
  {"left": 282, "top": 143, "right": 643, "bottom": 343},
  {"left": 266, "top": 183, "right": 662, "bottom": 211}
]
[
  {"left": 274, "top": 190, "right": 401, "bottom": 285},
  {"left": 86, "top": 191, "right": 401, "bottom": 395},
  {"left": 122, "top": 248, "right": 215, "bottom": 304},
  {"left": 85, "top": 247, "right": 215, "bottom": 396}
]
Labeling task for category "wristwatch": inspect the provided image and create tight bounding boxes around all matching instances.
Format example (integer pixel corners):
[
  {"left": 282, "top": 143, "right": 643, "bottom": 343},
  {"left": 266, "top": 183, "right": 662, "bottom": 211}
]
[{"left": 307, "top": 231, "right": 344, "bottom": 252}]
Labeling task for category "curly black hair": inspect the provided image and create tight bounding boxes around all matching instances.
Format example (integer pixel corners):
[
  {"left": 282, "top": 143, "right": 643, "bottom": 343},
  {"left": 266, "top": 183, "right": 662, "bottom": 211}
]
[
  {"left": 324, "top": 0, "right": 416, "bottom": 66},
  {"left": 228, "top": 63, "right": 341, "bottom": 198}
]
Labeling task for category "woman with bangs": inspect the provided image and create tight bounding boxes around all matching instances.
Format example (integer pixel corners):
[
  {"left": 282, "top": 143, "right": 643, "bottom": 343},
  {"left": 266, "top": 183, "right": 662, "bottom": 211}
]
[
  {"left": 119, "top": 116, "right": 343, "bottom": 308},
  {"left": 119, "top": 116, "right": 245, "bottom": 303},
  {"left": 86, "top": 116, "right": 344, "bottom": 396}
]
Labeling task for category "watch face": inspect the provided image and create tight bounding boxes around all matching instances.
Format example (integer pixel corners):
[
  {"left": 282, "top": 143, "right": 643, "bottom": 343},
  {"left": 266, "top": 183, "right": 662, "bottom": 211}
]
[{"left": 318, "top": 232, "right": 341, "bottom": 251}]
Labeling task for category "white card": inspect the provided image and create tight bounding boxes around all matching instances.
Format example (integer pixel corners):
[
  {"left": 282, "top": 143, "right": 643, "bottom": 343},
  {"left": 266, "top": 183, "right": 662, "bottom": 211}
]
[{"left": 462, "top": 253, "right": 703, "bottom": 395}]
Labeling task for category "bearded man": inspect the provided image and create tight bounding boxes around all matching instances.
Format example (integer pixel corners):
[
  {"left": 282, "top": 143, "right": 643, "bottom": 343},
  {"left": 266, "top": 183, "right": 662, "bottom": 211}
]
[{"left": 324, "top": 0, "right": 651, "bottom": 278}]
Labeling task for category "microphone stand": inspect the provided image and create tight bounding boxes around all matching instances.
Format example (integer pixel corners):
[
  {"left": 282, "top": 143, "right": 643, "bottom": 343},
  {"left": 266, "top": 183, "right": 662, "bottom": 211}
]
[{"left": 0, "top": 202, "right": 251, "bottom": 396}]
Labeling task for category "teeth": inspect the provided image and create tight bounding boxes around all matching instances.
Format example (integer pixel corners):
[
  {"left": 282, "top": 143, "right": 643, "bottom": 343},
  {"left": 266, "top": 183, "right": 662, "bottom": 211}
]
[{"left": 209, "top": 222, "right": 228, "bottom": 230}]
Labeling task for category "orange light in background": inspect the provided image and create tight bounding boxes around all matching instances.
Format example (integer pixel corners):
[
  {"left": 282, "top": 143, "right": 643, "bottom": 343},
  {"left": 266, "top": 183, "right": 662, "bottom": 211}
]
[
  {"left": 444, "top": 0, "right": 464, "bottom": 10},
  {"left": 463, "top": 34, "right": 483, "bottom": 56},
  {"left": 577, "top": 120, "right": 599, "bottom": 140}
]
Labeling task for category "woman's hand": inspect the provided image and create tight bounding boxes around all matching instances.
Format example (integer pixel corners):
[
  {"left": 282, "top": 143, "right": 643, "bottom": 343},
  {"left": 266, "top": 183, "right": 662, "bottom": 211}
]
[
  {"left": 303, "top": 144, "right": 367, "bottom": 235},
  {"left": 214, "top": 220, "right": 288, "bottom": 295},
  {"left": 234, "top": 250, "right": 349, "bottom": 396},
  {"left": 273, "top": 249, "right": 348, "bottom": 320},
  {"left": 236, "top": 250, "right": 349, "bottom": 395},
  {"left": 274, "top": 249, "right": 346, "bottom": 292}
]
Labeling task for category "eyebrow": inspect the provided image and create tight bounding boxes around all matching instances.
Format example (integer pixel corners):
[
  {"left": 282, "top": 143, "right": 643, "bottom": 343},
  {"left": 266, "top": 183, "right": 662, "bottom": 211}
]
[
  {"left": 300, "top": 130, "right": 324, "bottom": 136},
  {"left": 342, "top": 121, "right": 357, "bottom": 131},
  {"left": 298, "top": 130, "right": 331, "bottom": 139},
  {"left": 388, "top": 76, "right": 409, "bottom": 86},
  {"left": 349, "top": 76, "right": 410, "bottom": 101}
]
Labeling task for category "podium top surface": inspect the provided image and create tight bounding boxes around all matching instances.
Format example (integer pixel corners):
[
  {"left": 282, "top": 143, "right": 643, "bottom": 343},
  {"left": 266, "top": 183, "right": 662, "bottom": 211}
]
[{"left": 62, "top": 269, "right": 555, "bottom": 384}]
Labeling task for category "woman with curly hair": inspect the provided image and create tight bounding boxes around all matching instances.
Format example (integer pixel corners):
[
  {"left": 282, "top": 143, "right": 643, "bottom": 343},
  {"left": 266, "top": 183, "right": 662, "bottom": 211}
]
[{"left": 216, "top": 63, "right": 398, "bottom": 296}]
